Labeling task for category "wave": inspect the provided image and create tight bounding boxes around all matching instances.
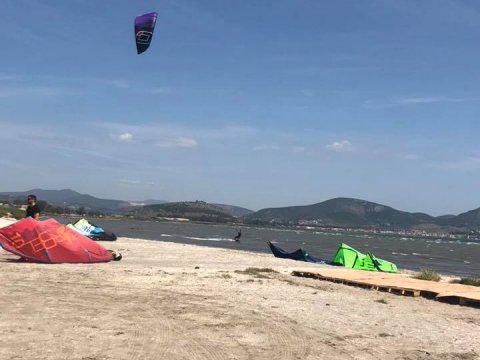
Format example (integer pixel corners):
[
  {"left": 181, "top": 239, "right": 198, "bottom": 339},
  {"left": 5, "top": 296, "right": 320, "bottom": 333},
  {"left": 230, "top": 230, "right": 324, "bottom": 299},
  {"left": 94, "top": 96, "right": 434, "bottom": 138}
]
[
  {"left": 158, "top": 233, "right": 235, "bottom": 242},
  {"left": 314, "top": 232, "right": 342, "bottom": 236},
  {"left": 391, "top": 252, "right": 408, "bottom": 256},
  {"left": 183, "top": 236, "right": 234, "bottom": 242},
  {"left": 412, "top": 252, "right": 430, "bottom": 257},
  {"left": 426, "top": 239, "right": 480, "bottom": 246}
]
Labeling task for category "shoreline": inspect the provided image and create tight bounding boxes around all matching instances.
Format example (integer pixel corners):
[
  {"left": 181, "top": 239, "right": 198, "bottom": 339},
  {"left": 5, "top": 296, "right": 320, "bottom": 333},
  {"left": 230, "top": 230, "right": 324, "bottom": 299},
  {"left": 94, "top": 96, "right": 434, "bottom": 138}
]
[{"left": 21, "top": 212, "right": 480, "bottom": 240}]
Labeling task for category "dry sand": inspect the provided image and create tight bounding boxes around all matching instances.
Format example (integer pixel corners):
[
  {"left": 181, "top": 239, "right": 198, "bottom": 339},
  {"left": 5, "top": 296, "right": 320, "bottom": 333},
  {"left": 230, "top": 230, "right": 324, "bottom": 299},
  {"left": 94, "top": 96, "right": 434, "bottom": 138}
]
[{"left": 0, "top": 218, "right": 479, "bottom": 360}]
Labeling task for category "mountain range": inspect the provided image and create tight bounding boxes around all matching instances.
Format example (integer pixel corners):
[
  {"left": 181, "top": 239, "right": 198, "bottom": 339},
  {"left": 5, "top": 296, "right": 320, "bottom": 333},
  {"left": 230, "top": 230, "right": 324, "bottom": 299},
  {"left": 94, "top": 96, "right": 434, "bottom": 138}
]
[
  {"left": 0, "top": 189, "right": 154, "bottom": 213},
  {"left": 0, "top": 189, "right": 251, "bottom": 218},
  {"left": 1, "top": 189, "right": 479, "bottom": 230},
  {"left": 244, "top": 197, "right": 480, "bottom": 230},
  {"left": 129, "top": 201, "right": 238, "bottom": 223}
]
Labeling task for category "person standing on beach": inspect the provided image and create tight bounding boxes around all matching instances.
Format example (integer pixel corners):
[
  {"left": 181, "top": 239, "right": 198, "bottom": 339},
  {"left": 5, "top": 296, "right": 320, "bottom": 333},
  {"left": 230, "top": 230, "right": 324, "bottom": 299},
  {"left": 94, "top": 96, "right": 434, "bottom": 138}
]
[{"left": 25, "top": 194, "right": 40, "bottom": 220}]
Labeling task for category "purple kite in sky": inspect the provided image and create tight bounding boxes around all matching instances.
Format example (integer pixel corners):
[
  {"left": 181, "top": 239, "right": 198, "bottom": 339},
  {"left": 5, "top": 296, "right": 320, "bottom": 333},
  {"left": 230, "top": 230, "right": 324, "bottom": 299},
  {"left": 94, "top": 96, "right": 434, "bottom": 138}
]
[{"left": 135, "top": 12, "right": 158, "bottom": 54}]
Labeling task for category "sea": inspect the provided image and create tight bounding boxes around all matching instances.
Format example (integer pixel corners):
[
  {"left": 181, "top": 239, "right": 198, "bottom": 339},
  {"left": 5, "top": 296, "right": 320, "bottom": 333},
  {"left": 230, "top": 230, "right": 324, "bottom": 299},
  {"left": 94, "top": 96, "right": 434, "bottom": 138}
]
[{"left": 56, "top": 218, "right": 480, "bottom": 278}]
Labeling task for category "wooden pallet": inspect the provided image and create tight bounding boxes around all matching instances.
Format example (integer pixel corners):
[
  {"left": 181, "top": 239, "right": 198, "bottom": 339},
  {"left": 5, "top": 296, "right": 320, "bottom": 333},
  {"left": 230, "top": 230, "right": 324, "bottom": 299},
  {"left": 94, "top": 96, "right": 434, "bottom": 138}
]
[{"left": 292, "top": 269, "right": 480, "bottom": 308}]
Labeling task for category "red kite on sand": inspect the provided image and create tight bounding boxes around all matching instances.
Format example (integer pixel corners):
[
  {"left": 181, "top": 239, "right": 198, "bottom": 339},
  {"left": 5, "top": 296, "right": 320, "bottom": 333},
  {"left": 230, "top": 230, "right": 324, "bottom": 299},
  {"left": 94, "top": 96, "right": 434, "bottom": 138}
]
[{"left": 0, "top": 218, "right": 115, "bottom": 263}]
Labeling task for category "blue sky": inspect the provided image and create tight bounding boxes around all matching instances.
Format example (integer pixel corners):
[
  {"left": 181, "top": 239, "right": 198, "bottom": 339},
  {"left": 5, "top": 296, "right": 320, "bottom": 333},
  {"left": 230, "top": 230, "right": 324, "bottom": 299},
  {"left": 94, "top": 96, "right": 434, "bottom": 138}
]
[{"left": 1, "top": 0, "right": 480, "bottom": 215}]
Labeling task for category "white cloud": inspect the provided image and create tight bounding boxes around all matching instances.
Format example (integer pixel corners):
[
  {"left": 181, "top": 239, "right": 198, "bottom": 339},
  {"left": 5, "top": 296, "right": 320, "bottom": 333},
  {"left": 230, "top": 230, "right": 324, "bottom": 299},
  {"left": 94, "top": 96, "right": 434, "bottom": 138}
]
[
  {"left": 147, "top": 87, "right": 171, "bottom": 94},
  {"left": 111, "top": 80, "right": 129, "bottom": 89},
  {"left": 292, "top": 146, "right": 306, "bottom": 153},
  {"left": 94, "top": 122, "right": 256, "bottom": 143},
  {"left": 119, "top": 179, "right": 156, "bottom": 186},
  {"left": 208, "top": 125, "right": 257, "bottom": 138},
  {"left": 432, "top": 157, "right": 480, "bottom": 171},
  {"left": 326, "top": 140, "right": 354, "bottom": 153},
  {"left": 299, "top": 89, "right": 314, "bottom": 97},
  {"left": 0, "top": 85, "right": 73, "bottom": 98},
  {"left": 395, "top": 97, "right": 468, "bottom": 105},
  {"left": 156, "top": 137, "right": 198, "bottom": 148},
  {"left": 364, "top": 96, "right": 470, "bottom": 108},
  {"left": 400, "top": 154, "right": 420, "bottom": 160},
  {"left": 111, "top": 132, "right": 134, "bottom": 143},
  {"left": 252, "top": 145, "right": 280, "bottom": 151},
  {"left": 0, "top": 74, "right": 24, "bottom": 81}
]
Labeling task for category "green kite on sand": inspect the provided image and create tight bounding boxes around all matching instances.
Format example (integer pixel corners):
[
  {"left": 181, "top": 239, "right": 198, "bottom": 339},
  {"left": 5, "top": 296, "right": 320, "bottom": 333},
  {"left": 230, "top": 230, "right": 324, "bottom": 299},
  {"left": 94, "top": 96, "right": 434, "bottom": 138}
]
[{"left": 332, "top": 243, "right": 397, "bottom": 273}]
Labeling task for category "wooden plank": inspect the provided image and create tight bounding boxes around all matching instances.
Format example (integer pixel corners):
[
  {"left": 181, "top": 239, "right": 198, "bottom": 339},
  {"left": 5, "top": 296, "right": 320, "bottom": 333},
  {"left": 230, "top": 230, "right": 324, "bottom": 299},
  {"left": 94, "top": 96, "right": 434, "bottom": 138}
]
[{"left": 292, "top": 269, "right": 480, "bottom": 308}]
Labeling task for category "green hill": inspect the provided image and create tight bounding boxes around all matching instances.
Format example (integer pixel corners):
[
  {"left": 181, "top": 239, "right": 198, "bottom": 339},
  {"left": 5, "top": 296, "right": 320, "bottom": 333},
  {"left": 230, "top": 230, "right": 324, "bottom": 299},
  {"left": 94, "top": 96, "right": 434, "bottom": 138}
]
[
  {"left": 244, "top": 197, "right": 435, "bottom": 228},
  {"left": 0, "top": 189, "right": 129, "bottom": 213},
  {"left": 130, "top": 201, "right": 237, "bottom": 223},
  {"left": 437, "top": 208, "right": 480, "bottom": 228},
  {"left": 212, "top": 204, "right": 254, "bottom": 218}
]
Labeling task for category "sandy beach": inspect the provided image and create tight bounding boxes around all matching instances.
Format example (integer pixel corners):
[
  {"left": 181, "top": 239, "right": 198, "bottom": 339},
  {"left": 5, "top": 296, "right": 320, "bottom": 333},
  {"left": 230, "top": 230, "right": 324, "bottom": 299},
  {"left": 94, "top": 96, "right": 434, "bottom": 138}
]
[{"left": 0, "top": 218, "right": 479, "bottom": 360}]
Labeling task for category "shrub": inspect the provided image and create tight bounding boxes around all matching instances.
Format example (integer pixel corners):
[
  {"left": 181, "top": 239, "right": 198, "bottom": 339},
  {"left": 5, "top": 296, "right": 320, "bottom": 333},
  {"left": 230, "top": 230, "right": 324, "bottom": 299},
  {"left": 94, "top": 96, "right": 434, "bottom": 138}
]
[
  {"left": 413, "top": 269, "right": 441, "bottom": 282},
  {"left": 451, "top": 278, "right": 480, "bottom": 287}
]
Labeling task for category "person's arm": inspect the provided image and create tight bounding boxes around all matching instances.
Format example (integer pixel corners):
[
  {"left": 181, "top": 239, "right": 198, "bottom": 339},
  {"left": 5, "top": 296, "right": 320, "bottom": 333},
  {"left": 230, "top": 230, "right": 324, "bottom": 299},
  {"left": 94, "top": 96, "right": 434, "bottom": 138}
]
[{"left": 32, "top": 205, "right": 40, "bottom": 220}]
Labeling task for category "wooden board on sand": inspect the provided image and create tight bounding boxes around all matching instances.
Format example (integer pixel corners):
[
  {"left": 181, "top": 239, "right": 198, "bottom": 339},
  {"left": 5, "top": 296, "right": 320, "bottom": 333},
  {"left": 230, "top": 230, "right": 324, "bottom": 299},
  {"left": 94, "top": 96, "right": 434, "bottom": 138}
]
[{"left": 292, "top": 268, "right": 480, "bottom": 308}]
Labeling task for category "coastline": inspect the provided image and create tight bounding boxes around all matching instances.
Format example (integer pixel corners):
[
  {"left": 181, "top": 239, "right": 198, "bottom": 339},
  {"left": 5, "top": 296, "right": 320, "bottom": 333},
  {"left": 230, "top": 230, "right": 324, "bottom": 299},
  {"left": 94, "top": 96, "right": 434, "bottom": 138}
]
[
  {"left": 49, "top": 212, "right": 480, "bottom": 240},
  {"left": 1, "top": 217, "right": 480, "bottom": 359},
  {"left": 0, "top": 217, "right": 473, "bottom": 281}
]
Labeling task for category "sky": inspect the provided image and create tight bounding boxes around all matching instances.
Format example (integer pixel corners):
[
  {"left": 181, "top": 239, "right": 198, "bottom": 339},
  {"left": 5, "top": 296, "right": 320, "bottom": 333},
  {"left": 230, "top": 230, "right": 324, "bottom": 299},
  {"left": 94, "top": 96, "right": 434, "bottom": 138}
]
[{"left": 1, "top": 0, "right": 480, "bottom": 215}]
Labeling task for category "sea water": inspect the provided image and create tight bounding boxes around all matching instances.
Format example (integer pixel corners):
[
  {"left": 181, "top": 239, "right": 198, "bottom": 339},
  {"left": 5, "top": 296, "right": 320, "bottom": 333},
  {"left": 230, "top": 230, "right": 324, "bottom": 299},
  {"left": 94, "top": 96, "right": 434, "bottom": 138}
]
[{"left": 56, "top": 217, "right": 480, "bottom": 278}]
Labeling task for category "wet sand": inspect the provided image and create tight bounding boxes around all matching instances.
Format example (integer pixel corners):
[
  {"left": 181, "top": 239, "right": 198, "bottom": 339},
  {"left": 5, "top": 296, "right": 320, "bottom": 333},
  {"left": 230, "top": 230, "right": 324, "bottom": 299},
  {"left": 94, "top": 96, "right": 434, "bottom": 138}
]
[{"left": 0, "top": 218, "right": 479, "bottom": 359}]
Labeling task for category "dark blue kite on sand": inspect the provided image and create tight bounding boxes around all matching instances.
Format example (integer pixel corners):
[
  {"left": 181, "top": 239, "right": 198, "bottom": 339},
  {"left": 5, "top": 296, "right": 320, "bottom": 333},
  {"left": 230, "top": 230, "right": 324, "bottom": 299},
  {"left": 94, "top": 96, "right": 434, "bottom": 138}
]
[
  {"left": 268, "top": 241, "right": 333, "bottom": 264},
  {"left": 135, "top": 12, "right": 158, "bottom": 54}
]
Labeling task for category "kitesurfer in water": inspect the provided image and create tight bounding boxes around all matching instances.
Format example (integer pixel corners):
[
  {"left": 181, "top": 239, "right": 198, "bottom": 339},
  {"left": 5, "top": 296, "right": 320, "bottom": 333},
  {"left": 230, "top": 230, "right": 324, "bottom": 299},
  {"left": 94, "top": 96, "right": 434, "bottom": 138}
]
[
  {"left": 25, "top": 194, "right": 40, "bottom": 220},
  {"left": 234, "top": 229, "right": 242, "bottom": 242}
]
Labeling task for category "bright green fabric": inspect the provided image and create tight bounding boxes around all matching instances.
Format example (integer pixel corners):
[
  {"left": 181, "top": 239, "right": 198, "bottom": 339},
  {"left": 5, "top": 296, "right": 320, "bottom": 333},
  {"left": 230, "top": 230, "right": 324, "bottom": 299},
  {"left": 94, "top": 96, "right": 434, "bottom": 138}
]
[
  {"left": 332, "top": 243, "right": 397, "bottom": 273},
  {"left": 368, "top": 252, "right": 397, "bottom": 273}
]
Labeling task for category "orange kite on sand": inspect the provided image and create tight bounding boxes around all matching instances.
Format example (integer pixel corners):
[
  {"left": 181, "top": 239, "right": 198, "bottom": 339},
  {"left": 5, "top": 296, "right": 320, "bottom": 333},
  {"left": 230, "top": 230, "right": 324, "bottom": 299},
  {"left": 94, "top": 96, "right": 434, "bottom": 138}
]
[{"left": 0, "top": 218, "right": 119, "bottom": 263}]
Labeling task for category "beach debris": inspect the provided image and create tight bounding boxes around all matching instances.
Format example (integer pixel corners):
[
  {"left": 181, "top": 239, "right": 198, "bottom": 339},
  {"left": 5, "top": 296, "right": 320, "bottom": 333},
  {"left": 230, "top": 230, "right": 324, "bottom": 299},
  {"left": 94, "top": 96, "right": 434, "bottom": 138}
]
[
  {"left": 235, "top": 267, "right": 278, "bottom": 279},
  {"left": 109, "top": 250, "right": 123, "bottom": 261}
]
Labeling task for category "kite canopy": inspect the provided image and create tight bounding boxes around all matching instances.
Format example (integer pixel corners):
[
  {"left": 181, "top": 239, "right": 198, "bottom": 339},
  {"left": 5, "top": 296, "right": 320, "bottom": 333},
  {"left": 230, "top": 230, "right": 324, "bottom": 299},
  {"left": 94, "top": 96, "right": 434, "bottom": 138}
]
[
  {"left": 332, "top": 243, "right": 397, "bottom": 273},
  {"left": 135, "top": 12, "right": 158, "bottom": 54},
  {"left": 0, "top": 218, "right": 114, "bottom": 264},
  {"left": 68, "top": 218, "right": 117, "bottom": 241},
  {"left": 268, "top": 241, "right": 332, "bottom": 264}
]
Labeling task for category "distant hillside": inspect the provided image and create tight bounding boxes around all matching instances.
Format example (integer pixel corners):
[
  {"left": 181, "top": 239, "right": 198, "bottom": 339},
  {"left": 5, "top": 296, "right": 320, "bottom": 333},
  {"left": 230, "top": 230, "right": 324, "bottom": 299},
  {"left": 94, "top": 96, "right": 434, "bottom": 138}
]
[
  {"left": 0, "top": 189, "right": 129, "bottom": 213},
  {"left": 141, "top": 199, "right": 168, "bottom": 206},
  {"left": 130, "top": 201, "right": 238, "bottom": 223},
  {"left": 0, "top": 189, "right": 80, "bottom": 204},
  {"left": 437, "top": 208, "right": 480, "bottom": 228},
  {"left": 244, "top": 198, "right": 436, "bottom": 228},
  {"left": 212, "top": 204, "right": 254, "bottom": 218},
  {"left": 3, "top": 189, "right": 479, "bottom": 230}
]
